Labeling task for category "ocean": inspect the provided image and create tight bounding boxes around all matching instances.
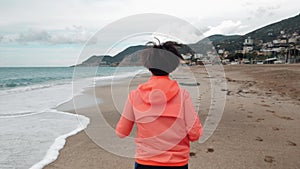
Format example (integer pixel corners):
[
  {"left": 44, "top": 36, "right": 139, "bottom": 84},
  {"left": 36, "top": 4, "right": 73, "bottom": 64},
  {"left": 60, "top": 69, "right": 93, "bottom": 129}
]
[{"left": 0, "top": 67, "right": 146, "bottom": 169}]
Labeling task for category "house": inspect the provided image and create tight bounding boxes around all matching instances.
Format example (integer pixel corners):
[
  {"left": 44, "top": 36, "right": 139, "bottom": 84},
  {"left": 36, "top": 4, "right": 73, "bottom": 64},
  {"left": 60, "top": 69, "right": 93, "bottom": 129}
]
[
  {"left": 264, "top": 57, "right": 277, "bottom": 64},
  {"left": 243, "top": 37, "right": 254, "bottom": 53}
]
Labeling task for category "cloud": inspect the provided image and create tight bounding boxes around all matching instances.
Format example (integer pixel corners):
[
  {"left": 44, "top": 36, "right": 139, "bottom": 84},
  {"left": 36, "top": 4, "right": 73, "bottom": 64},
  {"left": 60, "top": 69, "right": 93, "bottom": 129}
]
[
  {"left": 0, "top": 34, "right": 19, "bottom": 43},
  {"left": 0, "top": 26, "right": 94, "bottom": 45},
  {"left": 242, "top": 2, "right": 282, "bottom": 21},
  {"left": 254, "top": 5, "right": 280, "bottom": 17},
  {"left": 50, "top": 25, "right": 93, "bottom": 44},
  {"left": 154, "top": 22, "right": 205, "bottom": 44},
  {"left": 204, "top": 20, "right": 248, "bottom": 36},
  {"left": 18, "top": 30, "right": 51, "bottom": 42}
]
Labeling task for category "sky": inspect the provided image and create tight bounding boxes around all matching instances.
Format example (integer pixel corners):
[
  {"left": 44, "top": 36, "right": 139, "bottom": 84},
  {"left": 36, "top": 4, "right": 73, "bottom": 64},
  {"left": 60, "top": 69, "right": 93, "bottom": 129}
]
[{"left": 0, "top": 0, "right": 299, "bottom": 67}]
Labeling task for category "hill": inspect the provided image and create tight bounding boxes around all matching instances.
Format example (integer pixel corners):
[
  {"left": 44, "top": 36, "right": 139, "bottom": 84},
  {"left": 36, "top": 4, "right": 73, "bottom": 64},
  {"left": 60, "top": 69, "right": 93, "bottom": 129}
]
[
  {"left": 74, "top": 44, "right": 194, "bottom": 67},
  {"left": 245, "top": 13, "right": 300, "bottom": 42},
  {"left": 74, "top": 14, "right": 300, "bottom": 66}
]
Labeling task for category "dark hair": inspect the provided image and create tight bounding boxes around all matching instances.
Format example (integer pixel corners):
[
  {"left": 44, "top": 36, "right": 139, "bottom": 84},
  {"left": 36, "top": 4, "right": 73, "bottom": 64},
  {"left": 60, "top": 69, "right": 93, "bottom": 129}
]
[
  {"left": 152, "top": 41, "right": 184, "bottom": 59},
  {"left": 145, "top": 41, "right": 183, "bottom": 76}
]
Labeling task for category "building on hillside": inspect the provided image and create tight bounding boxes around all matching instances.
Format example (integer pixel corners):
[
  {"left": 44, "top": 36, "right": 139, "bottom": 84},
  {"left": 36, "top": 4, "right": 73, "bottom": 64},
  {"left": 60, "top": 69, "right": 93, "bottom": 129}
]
[
  {"left": 181, "top": 53, "right": 192, "bottom": 60},
  {"left": 286, "top": 32, "right": 300, "bottom": 63},
  {"left": 264, "top": 57, "right": 277, "bottom": 64},
  {"left": 259, "top": 31, "right": 300, "bottom": 63},
  {"left": 288, "top": 32, "right": 300, "bottom": 44},
  {"left": 243, "top": 37, "right": 254, "bottom": 53}
]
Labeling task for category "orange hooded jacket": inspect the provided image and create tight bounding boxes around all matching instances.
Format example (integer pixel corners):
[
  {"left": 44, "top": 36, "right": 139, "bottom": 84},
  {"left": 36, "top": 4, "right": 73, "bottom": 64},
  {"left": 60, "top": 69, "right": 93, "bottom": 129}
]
[{"left": 116, "top": 76, "right": 202, "bottom": 166}]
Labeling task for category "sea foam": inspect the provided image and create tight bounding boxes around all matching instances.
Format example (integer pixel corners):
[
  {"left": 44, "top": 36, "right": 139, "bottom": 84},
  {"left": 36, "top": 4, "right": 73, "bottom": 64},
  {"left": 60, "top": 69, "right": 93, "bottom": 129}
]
[
  {"left": 0, "top": 78, "right": 90, "bottom": 169},
  {"left": 29, "top": 110, "right": 89, "bottom": 169}
]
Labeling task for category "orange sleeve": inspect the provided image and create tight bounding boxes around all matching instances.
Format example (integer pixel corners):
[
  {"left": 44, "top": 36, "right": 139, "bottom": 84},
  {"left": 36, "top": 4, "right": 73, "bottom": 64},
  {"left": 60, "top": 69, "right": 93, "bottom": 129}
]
[
  {"left": 116, "top": 95, "right": 135, "bottom": 138},
  {"left": 183, "top": 90, "right": 202, "bottom": 142}
]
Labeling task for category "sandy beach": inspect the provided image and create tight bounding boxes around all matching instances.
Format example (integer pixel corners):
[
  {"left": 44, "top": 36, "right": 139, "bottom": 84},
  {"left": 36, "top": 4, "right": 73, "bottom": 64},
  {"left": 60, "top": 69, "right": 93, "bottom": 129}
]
[{"left": 45, "top": 64, "right": 300, "bottom": 169}]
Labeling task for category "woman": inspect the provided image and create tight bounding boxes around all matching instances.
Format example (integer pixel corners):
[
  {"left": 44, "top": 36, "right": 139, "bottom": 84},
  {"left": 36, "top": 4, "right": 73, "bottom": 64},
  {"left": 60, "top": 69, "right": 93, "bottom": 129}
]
[{"left": 116, "top": 41, "right": 202, "bottom": 169}]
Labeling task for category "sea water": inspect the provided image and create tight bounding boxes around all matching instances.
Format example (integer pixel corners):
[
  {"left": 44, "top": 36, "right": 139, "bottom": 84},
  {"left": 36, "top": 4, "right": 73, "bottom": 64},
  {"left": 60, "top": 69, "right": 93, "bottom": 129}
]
[{"left": 0, "top": 67, "right": 145, "bottom": 169}]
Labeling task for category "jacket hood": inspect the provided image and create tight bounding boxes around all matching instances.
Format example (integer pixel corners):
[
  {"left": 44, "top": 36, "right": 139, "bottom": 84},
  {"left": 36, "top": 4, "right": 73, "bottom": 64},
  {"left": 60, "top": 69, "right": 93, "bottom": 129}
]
[{"left": 137, "top": 76, "right": 179, "bottom": 104}]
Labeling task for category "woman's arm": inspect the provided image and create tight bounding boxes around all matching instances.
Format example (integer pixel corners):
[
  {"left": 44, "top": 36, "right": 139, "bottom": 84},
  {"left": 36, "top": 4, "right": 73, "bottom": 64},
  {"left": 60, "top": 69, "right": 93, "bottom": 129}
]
[
  {"left": 183, "top": 90, "right": 202, "bottom": 142},
  {"left": 116, "top": 96, "right": 135, "bottom": 138}
]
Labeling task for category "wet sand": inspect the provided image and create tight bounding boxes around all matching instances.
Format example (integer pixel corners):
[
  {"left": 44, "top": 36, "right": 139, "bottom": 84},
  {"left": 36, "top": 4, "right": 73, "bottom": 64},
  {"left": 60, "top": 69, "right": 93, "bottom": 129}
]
[{"left": 45, "top": 64, "right": 300, "bottom": 169}]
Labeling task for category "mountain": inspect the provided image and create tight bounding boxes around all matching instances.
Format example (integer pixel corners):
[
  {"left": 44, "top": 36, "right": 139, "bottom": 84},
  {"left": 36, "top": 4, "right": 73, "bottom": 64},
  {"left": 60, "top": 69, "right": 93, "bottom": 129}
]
[
  {"left": 74, "top": 44, "right": 194, "bottom": 67},
  {"left": 76, "top": 55, "right": 109, "bottom": 66},
  {"left": 102, "top": 45, "right": 146, "bottom": 64},
  {"left": 245, "top": 13, "right": 300, "bottom": 42},
  {"left": 74, "top": 14, "right": 300, "bottom": 66},
  {"left": 74, "top": 45, "right": 146, "bottom": 67},
  {"left": 191, "top": 34, "right": 243, "bottom": 54}
]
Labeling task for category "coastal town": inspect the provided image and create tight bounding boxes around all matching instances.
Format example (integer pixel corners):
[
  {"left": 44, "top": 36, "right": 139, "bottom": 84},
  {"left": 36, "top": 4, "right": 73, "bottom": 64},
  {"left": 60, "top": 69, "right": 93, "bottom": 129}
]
[
  {"left": 185, "top": 31, "right": 300, "bottom": 65},
  {"left": 222, "top": 31, "right": 300, "bottom": 64}
]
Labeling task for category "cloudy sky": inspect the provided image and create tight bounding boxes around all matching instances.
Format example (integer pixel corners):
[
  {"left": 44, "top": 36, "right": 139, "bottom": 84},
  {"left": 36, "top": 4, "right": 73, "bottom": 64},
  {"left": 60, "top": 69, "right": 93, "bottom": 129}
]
[{"left": 0, "top": 0, "right": 299, "bottom": 66}]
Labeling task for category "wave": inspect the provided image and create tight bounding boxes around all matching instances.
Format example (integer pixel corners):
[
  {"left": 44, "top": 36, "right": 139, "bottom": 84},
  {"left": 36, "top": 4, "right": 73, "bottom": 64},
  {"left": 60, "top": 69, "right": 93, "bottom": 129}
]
[
  {"left": 0, "top": 76, "right": 72, "bottom": 89},
  {"left": 0, "top": 81, "right": 72, "bottom": 96},
  {"left": 0, "top": 111, "right": 43, "bottom": 118},
  {"left": 0, "top": 67, "right": 148, "bottom": 96},
  {"left": 29, "top": 110, "right": 90, "bottom": 169},
  {"left": 93, "top": 68, "right": 148, "bottom": 87}
]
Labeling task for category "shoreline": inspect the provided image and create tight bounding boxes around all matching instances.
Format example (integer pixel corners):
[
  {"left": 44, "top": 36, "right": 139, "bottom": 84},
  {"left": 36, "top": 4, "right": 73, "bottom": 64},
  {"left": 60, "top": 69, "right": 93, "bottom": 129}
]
[
  {"left": 30, "top": 110, "right": 90, "bottom": 169},
  {"left": 45, "top": 64, "right": 300, "bottom": 169},
  {"left": 28, "top": 68, "right": 147, "bottom": 169},
  {"left": 44, "top": 73, "right": 149, "bottom": 168}
]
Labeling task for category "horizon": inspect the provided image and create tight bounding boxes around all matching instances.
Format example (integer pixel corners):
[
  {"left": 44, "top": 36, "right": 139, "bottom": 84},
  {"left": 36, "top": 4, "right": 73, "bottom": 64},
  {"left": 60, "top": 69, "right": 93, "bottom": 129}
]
[{"left": 0, "top": 0, "right": 299, "bottom": 67}]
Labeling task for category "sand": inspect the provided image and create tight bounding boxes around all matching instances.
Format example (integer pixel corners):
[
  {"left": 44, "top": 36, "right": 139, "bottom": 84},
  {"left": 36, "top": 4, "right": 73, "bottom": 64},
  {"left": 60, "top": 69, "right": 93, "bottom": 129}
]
[{"left": 44, "top": 64, "right": 300, "bottom": 169}]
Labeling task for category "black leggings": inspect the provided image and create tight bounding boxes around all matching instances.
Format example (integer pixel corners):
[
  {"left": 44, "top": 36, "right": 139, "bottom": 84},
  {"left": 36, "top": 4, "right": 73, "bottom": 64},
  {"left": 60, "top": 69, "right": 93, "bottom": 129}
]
[{"left": 134, "top": 162, "right": 188, "bottom": 169}]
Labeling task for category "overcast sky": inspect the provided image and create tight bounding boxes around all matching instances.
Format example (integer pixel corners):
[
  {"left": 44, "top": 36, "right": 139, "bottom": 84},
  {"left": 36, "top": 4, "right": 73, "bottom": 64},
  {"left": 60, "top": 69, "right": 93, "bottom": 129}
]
[{"left": 0, "top": 0, "right": 299, "bottom": 66}]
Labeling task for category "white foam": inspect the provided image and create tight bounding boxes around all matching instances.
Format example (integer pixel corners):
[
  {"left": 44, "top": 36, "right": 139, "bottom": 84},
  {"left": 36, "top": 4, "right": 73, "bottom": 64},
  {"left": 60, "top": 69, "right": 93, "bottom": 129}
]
[
  {"left": 0, "top": 77, "right": 94, "bottom": 116},
  {"left": 29, "top": 110, "right": 89, "bottom": 169},
  {"left": 0, "top": 78, "right": 92, "bottom": 169},
  {"left": 0, "top": 82, "right": 73, "bottom": 115},
  {"left": 0, "top": 80, "right": 70, "bottom": 96},
  {"left": 0, "top": 109, "right": 89, "bottom": 169},
  {"left": 93, "top": 68, "right": 148, "bottom": 87}
]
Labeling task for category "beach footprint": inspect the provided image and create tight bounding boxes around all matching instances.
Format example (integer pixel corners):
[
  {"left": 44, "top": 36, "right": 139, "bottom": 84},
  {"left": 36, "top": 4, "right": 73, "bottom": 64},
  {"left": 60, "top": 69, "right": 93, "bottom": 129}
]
[
  {"left": 264, "top": 155, "right": 275, "bottom": 163},
  {"left": 287, "top": 140, "right": 297, "bottom": 146},
  {"left": 255, "top": 136, "right": 263, "bottom": 142},
  {"left": 260, "top": 104, "right": 271, "bottom": 107},
  {"left": 266, "top": 110, "right": 275, "bottom": 113},
  {"left": 272, "top": 127, "right": 279, "bottom": 131},
  {"left": 256, "top": 118, "right": 264, "bottom": 122},
  {"left": 273, "top": 114, "right": 294, "bottom": 120},
  {"left": 206, "top": 148, "right": 214, "bottom": 153},
  {"left": 190, "top": 152, "right": 196, "bottom": 157}
]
